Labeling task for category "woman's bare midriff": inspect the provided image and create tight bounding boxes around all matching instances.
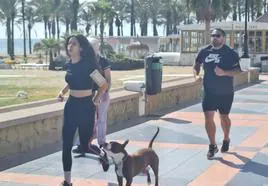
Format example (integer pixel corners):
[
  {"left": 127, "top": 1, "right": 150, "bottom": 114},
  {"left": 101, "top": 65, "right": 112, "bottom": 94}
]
[{"left": 70, "top": 89, "right": 92, "bottom": 97}]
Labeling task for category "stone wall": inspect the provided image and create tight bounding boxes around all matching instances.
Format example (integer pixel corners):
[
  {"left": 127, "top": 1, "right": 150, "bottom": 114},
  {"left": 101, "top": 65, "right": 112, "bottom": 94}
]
[
  {"left": 145, "top": 79, "right": 202, "bottom": 115},
  {"left": 233, "top": 71, "right": 249, "bottom": 87},
  {"left": 0, "top": 91, "right": 140, "bottom": 158},
  {"left": 179, "top": 53, "right": 196, "bottom": 66},
  {"left": 249, "top": 67, "right": 261, "bottom": 83}
]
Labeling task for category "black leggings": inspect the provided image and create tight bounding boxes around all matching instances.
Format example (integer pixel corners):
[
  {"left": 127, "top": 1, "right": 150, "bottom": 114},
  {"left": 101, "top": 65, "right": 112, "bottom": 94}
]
[{"left": 62, "top": 95, "right": 95, "bottom": 171}]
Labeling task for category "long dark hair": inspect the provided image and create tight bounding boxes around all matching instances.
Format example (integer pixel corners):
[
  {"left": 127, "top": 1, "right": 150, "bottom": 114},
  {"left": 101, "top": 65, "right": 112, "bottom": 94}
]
[{"left": 65, "top": 34, "right": 100, "bottom": 70}]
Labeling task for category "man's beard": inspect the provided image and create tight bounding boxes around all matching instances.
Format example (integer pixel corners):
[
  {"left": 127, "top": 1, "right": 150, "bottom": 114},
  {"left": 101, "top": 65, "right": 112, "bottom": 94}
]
[{"left": 212, "top": 40, "right": 222, "bottom": 48}]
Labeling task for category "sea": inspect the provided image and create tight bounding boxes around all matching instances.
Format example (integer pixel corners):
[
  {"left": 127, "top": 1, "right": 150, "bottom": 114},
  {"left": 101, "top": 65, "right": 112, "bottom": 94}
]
[{"left": 0, "top": 39, "right": 41, "bottom": 56}]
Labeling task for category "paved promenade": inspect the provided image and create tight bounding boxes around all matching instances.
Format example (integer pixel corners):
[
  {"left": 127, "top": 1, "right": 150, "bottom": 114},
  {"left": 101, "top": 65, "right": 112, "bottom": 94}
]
[{"left": 1, "top": 77, "right": 268, "bottom": 186}]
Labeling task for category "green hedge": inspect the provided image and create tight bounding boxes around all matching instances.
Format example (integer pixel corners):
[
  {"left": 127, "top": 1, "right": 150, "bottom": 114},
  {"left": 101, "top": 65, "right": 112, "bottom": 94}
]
[{"left": 108, "top": 54, "right": 144, "bottom": 70}]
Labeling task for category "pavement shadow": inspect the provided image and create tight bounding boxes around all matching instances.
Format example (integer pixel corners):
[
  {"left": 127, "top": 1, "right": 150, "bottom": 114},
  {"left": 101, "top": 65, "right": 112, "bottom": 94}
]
[
  {"left": 214, "top": 151, "right": 268, "bottom": 177},
  {"left": 160, "top": 117, "right": 192, "bottom": 124}
]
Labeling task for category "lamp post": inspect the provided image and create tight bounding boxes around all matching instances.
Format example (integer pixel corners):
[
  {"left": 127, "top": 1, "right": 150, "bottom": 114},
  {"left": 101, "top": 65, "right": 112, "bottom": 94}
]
[{"left": 241, "top": 0, "right": 249, "bottom": 58}]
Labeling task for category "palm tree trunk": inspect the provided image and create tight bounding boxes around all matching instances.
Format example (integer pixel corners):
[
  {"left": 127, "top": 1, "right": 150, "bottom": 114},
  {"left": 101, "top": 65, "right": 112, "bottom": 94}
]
[
  {"left": 109, "top": 17, "right": 114, "bottom": 36},
  {"left": 56, "top": 16, "right": 60, "bottom": 40},
  {"left": 238, "top": 0, "right": 242, "bottom": 21},
  {"left": 186, "top": 0, "right": 190, "bottom": 24},
  {"left": 28, "top": 23, "right": 32, "bottom": 54},
  {"left": 44, "top": 21, "right": 48, "bottom": 38},
  {"left": 71, "top": 0, "right": 79, "bottom": 31},
  {"left": 134, "top": 21, "right": 136, "bottom": 36},
  {"left": 117, "top": 26, "right": 120, "bottom": 36},
  {"left": 65, "top": 20, "right": 70, "bottom": 34},
  {"left": 11, "top": 15, "right": 15, "bottom": 60},
  {"left": 130, "top": 0, "right": 134, "bottom": 36},
  {"left": 95, "top": 21, "right": 98, "bottom": 36},
  {"left": 166, "top": 11, "right": 172, "bottom": 36},
  {"left": 6, "top": 19, "right": 11, "bottom": 56},
  {"left": 22, "top": 0, "right": 27, "bottom": 58},
  {"left": 250, "top": 0, "right": 254, "bottom": 21},
  {"left": 85, "top": 24, "right": 90, "bottom": 36},
  {"left": 52, "top": 19, "right": 56, "bottom": 39},
  {"left": 205, "top": 19, "right": 210, "bottom": 45},
  {"left": 48, "top": 49, "right": 53, "bottom": 70},
  {"left": 121, "top": 22, "right": 123, "bottom": 36},
  {"left": 100, "top": 18, "right": 104, "bottom": 54},
  {"left": 153, "top": 18, "right": 158, "bottom": 36},
  {"left": 48, "top": 21, "right": 52, "bottom": 38},
  {"left": 232, "top": 0, "right": 237, "bottom": 21},
  {"left": 263, "top": 0, "right": 267, "bottom": 13}
]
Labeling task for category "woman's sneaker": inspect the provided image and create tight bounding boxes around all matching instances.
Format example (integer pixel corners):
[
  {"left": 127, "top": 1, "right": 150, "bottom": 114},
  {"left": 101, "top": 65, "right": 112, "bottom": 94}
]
[
  {"left": 207, "top": 144, "right": 219, "bottom": 159},
  {"left": 221, "top": 140, "right": 230, "bottom": 153},
  {"left": 61, "top": 181, "right": 72, "bottom": 186},
  {"left": 72, "top": 145, "right": 84, "bottom": 154}
]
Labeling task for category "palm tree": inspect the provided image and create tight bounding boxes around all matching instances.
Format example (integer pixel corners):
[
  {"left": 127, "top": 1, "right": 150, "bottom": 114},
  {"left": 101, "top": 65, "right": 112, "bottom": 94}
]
[
  {"left": 25, "top": 6, "right": 38, "bottom": 54},
  {"left": 0, "top": 1, "right": 12, "bottom": 57},
  {"left": 232, "top": 0, "right": 237, "bottom": 20},
  {"left": 80, "top": 3, "right": 94, "bottom": 36},
  {"left": 115, "top": 13, "right": 121, "bottom": 36},
  {"left": 189, "top": 0, "right": 221, "bottom": 44},
  {"left": 93, "top": 0, "right": 111, "bottom": 54},
  {"left": 0, "top": 0, "right": 18, "bottom": 60},
  {"left": 136, "top": 0, "right": 149, "bottom": 36},
  {"left": 219, "top": 0, "right": 232, "bottom": 20},
  {"left": 40, "top": 38, "right": 59, "bottom": 69},
  {"left": 54, "top": 0, "right": 61, "bottom": 40},
  {"left": 147, "top": 0, "right": 162, "bottom": 36},
  {"left": 160, "top": 0, "right": 174, "bottom": 36},
  {"left": 58, "top": 0, "right": 73, "bottom": 35},
  {"left": 30, "top": 0, "right": 53, "bottom": 39},
  {"left": 70, "top": 0, "right": 79, "bottom": 31},
  {"left": 115, "top": 0, "right": 128, "bottom": 36},
  {"left": 171, "top": 0, "right": 187, "bottom": 33}
]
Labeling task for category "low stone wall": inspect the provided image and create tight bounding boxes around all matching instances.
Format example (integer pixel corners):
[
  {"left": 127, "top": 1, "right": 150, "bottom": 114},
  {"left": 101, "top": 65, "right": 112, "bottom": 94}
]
[
  {"left": 179, "top": 53, "right": 196, "bottom": 66},
  {"left": 248, "top": 67, "right": 261, "bottom": 83},
  {"left": 108, "top": 91, "right": 140, "bottom": 126},
  {"left": 0, "top": 69, "right": 259, "bottom": 158},
  {"left": 145, "top": 79, "right": 202, "bottom": 115},
  {"left": 233, "top": 71, "right": 249, "bottom": 87},
  {"left": 0, "top": 90, "right": 140, "bottom": 158}
]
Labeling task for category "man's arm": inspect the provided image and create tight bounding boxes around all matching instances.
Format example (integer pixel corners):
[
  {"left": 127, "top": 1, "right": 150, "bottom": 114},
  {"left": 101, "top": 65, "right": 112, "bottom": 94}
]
[
  {"left": 215, "top": 55, "right": 242, "bottom": 77},
  {"left": 221, "top": 67, "right": 242, "bottom": 77},
  {"left": 193, "top": 61, "right": 202, "bottom": 79}
]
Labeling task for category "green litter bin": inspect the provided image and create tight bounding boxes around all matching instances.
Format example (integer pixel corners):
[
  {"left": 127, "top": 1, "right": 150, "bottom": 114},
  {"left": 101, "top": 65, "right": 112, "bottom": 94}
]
[{"left": 145, "top": 55, "right": 162, "bottom": 95}]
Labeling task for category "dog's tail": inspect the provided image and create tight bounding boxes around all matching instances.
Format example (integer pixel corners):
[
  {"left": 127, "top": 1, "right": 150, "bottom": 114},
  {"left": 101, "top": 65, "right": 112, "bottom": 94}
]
[{"left": 148, "top": 127, "right": 160, "bottom": 149}]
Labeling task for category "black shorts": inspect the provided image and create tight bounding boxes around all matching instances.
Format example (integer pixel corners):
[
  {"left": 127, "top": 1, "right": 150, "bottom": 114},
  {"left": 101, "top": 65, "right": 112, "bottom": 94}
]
[{"left": 202, "top": 92, "right": 234, "bottom": 114}]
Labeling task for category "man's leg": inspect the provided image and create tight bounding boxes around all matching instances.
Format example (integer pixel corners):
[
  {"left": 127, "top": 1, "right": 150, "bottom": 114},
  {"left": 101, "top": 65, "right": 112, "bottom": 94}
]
[
  {"left": 204, "top": 111, "right": 216, "bottom": 145},
  {"left": 220, "top": 114, "right": 231, "bottom": 141},
  {"left": 202, "top": 92, "right": 219, "bottom": 158},
  {"left": 218, "top": 94, "right": 234, "bottom": 152}
]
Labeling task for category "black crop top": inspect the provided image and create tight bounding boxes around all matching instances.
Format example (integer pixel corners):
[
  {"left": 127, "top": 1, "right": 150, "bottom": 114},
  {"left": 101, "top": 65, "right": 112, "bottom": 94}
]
[{"left": 65, "top": 59, "right": 97, "bottom": 90}]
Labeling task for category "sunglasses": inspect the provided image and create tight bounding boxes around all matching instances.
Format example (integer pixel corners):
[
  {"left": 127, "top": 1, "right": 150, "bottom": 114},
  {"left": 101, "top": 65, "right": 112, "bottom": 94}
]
[{"left": 211, "top": 34, "right": 221, "bottom": 38}]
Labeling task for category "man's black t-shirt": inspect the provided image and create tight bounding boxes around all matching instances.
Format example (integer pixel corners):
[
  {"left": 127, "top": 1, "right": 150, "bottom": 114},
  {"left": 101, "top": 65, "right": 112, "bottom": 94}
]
[{"left": 196, "top": 44, "right": 240, "bottom": 95}]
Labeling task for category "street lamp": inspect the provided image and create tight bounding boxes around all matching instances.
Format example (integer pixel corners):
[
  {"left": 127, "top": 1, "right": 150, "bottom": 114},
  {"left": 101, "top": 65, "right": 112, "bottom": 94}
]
[{"left": 241, "top": 0, "right": 249, "bottom": 58}]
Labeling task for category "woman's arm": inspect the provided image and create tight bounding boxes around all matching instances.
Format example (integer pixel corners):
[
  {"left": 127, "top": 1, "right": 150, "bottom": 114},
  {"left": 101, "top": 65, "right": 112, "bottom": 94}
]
[{"left": 57, "top": 84, "right": 69, "bottom": 101}]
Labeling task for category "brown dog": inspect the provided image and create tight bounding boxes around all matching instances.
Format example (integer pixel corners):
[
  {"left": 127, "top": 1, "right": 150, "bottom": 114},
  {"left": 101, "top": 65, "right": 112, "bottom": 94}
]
[{"left": 102, "top": 127, "right": 160, "bottom": 186}]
